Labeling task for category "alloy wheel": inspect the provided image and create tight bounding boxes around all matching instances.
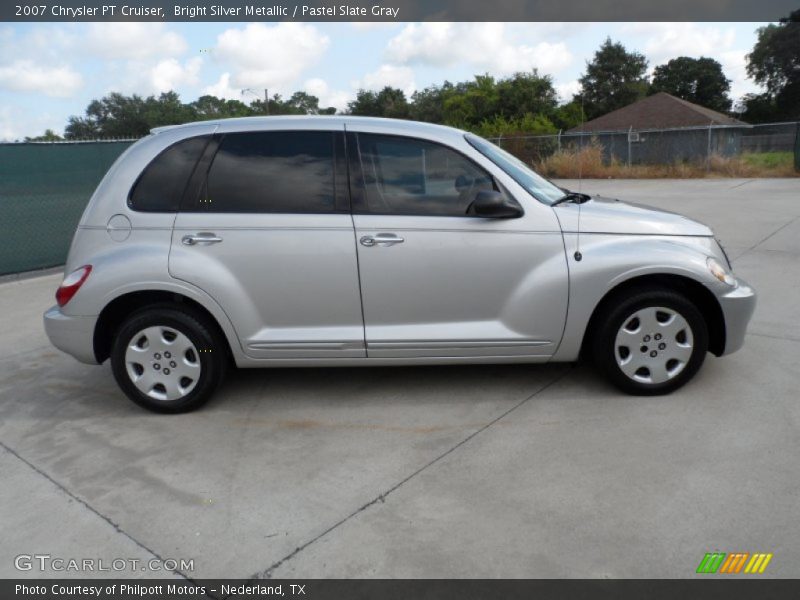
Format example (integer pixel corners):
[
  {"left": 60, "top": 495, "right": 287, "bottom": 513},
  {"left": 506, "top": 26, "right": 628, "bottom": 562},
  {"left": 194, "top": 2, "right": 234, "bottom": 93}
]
[
  {"left": 614, "top": 306, "right": 694, "bottom": 385},
  {"left": 124, "top": 326, "right": 201, "bottom": 401}
]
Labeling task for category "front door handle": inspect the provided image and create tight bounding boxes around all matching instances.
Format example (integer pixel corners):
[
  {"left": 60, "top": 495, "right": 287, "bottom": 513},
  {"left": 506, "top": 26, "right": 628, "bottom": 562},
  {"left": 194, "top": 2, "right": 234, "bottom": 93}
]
[
  {"left": 182, "top": 232, "right": 223, "bottom": 246},
  {"left": 360, "top": 233, "right": 405, "bottom": 247}
]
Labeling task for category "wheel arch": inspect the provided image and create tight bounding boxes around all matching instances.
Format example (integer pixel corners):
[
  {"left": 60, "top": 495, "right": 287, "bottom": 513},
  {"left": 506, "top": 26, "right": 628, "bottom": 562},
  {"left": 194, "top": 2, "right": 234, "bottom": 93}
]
[
  {"left": 579, "top": 273, "right": 726, "bottom": 360},
  {"left": 93, "top": 289, "right": 238, "bottom": 365}
]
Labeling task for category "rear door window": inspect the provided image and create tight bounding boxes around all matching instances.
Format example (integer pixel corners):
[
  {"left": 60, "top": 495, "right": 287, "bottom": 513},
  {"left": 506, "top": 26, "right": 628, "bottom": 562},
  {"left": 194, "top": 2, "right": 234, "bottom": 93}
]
[{"left": 198, "top": 131, "right": 339, "bottom": 213}]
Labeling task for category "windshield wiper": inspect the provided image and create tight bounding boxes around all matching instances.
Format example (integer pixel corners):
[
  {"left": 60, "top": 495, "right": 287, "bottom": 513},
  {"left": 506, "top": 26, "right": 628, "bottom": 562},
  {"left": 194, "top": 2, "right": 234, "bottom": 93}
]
[{"left": 552, "top": 191, "right": 592, "bottom": 206}]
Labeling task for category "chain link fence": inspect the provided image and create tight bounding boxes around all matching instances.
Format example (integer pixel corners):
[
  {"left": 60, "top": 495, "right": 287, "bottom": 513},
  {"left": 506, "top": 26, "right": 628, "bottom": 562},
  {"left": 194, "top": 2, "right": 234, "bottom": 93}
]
[
  {"left": 490, "top": 121, "right": 800, "bottom": 170},
  {"left": 0, "top": 122, "right": 798, "bottom": 277},
  {"left": 0, "top": 140, "right": 135, "bottom": 276}
]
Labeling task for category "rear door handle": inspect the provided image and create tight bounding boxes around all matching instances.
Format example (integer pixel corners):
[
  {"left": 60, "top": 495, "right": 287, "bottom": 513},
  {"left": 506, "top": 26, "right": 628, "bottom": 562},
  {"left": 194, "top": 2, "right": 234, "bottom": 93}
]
[
  {"left": 182, "top": 232, "right": 223, "bottom": 246},
  {"left": 360, "top": 233, "right": 405, "bottom": 247}
]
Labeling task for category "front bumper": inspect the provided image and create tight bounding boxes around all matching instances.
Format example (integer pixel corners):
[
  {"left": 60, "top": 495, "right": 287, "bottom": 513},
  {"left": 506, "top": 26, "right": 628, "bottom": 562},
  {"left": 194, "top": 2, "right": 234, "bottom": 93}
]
[
  {"left": 717, "top": 277, "right": 757, "bottom": 355},
  {"left": 43, "top": 305, "right": 99, "bottom": 364}
]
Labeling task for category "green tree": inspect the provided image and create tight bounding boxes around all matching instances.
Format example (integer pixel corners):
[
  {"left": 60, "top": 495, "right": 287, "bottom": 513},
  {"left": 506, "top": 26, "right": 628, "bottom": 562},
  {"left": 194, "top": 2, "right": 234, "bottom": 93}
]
[
  {"left": 408, "top": 72, "right": 559, "bottom": 131},
  {"left": 495, "top": 71, "right": 559, "bottom": 120},
  {"left": 64, "top": 116, "right": 99, "bottom": 139},
  {"left": 65, "top": 92, "right": 197, "bottom": 139},
  {"left": 473, "top": 113, "right": 558, "bottom": 138},
  {"left": 144, "top": 91, "right": 197, "bottom": 129},
  {"left": 441, "top": 75, "right": 500, "bottom": 127},
  {"left": 63, "top": 89, "right": 337, "bottom": 140},
  {"left": 24, "top": 129, "right": 64, "bottom": 142},
  {"left": 578, "top": 38, "right": 649, "bottom": 119},
  {"left": 77, "top": 93, "right": 150, "bottom": 138},
  {"left": 409, "top": 82, "right": 453, "bottom": 123},
  {"left": 737, "top": 92, "right": 779, "bottom": 123},
  {"left": 223, "top": 91, "right": 336, "bottom": 117},
  {"left": 283, "top": 91, "right": 335, "bottom": 115},
  {"left": 347, "top": 89, "right": 381, "bottom": 116},
  {"left": 347, "top": 87, "right": 410, "bottom": 119},
  {"left": 552, "top": 100, "right": 586, "bottom": 131},
  {"left": 745, "top": 10, "right": 800, "bottom": 121},
  {"left": 190, "top": 95, "right": 252, "bottom": 119},
  {"left": 650, "top": 57, "right": 732, "bottom": 112}
]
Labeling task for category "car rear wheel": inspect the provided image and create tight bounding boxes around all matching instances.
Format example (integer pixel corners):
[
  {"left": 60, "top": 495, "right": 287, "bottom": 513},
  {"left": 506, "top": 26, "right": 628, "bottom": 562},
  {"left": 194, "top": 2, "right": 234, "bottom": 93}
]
[
  {"left": 592, "top": 288, "right": 708, "bottom": 395},
  {"left": 111, "top": 305, "right": 226, "bottom": 413}
]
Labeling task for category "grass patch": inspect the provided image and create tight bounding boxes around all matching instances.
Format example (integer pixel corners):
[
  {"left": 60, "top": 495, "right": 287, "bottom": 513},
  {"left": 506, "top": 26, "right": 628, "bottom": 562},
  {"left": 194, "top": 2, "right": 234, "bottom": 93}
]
[
  {"left": 740, "top": 151, "right": 794, "bottom": 170},
  {"left": 536, "top": 143, "right": 798, "bottom": 179}
]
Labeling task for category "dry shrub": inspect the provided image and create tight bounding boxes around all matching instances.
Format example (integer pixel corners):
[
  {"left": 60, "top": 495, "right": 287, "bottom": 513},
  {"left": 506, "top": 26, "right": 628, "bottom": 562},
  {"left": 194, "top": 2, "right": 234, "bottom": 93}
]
[
  {"left": 537, "top": 142, "right": 606, "bottom": 178},
  {"left": 536, "top": 145, "right": 798, "bottom": 179}
]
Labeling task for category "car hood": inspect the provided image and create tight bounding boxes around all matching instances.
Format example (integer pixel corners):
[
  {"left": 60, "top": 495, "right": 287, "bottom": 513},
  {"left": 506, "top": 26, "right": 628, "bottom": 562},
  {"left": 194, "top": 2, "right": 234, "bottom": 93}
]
[{"left": 564, "top": 196, "right": 713, "bottom": 236}]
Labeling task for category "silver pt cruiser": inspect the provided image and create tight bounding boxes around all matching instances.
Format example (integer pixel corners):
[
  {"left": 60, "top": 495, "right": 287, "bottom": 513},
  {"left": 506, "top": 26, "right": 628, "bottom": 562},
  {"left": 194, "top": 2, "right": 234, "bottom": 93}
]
[{"left": 44, "top": 116, "right": 756, "bottom": 412}]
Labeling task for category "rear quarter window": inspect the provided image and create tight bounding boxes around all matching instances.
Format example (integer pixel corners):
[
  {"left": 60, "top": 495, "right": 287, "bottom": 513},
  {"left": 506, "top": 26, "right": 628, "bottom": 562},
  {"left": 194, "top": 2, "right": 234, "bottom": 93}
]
[{"left": 128, "top": 135, "right": 210, "bottom": 212}]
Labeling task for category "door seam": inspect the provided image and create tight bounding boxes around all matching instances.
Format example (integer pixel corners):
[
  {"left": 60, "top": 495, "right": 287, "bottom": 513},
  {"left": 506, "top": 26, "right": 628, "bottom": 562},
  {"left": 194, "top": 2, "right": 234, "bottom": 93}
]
[{"left": 345, "top": 124, "right": 370, "bottom": 357}]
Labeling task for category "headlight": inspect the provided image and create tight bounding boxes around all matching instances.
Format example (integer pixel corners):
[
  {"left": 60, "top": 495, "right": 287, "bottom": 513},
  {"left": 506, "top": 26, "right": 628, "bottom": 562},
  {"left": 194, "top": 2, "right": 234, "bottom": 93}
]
[{"left": 707, "top": 257, "right": 736, "bottom": 286}]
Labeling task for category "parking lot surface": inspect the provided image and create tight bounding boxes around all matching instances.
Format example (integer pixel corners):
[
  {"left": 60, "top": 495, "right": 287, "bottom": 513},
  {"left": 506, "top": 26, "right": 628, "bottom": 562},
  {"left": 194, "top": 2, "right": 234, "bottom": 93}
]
[{"left": 1, "top": 178, "right": 798, "bottom": 579}]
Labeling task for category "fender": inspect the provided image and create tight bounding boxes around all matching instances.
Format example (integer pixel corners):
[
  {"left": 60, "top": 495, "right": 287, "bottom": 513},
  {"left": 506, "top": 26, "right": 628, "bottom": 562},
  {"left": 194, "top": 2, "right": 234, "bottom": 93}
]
[
  {"left": 552, "top": 234, "right": 725, "bottom": 362},
  {"left": 58, "top": 227, "right": 248, "bottom": 363}
]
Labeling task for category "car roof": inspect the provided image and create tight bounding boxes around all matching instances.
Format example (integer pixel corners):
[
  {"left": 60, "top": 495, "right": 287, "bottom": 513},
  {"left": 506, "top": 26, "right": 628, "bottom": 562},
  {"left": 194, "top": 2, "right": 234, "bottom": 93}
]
[{"left": 150, "top": 115, "right": 468, "bottom": 142}]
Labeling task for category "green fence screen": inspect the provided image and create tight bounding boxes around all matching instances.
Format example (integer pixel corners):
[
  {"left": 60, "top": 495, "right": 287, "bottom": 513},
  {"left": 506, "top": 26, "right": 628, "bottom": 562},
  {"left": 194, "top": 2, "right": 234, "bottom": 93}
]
[
  {"left": 795, "top": 122, "right": 800, "bottom": 172},
  {"left": 0, "top": 141, "right": 134, "bottom": 276}
]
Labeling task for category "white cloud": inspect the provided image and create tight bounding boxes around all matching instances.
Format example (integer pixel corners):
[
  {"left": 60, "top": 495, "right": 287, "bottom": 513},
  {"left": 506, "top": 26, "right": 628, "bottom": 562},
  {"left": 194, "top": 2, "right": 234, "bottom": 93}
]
[
  {"left": 719, "top": 50, "right": 759, "bottom": 101},
  {"left": 84, "top": 23, "right": 187, "bottom": 60},
  {"left": 0, "top": 27, "right": 83, "bottom": 98},
  {"left": 214, "top": 23, "right": 329, "bottom": 90},
  {"left": 0, "top": 106, "right": 19, "bottom": 141},
  {"left": 385, "top": 23, "right": 573, "bottom": 76},
  {"left": 0, "top": 23, "right": 197, "bottom": 100},
  {"left": 624, "top": 23, "right": 737, "bottom": 64},
  {"left": 555, "top": 80, "right": 581, "bottom": 103},
  {"left": 150, "top": 57, "right": 203, "bottom": 93},
  {"left": 303, "top": 78, "right": 352, "bottom": 112},
  {"left": 355, "top": 64, "right": 417, "bottom": 97},
  {"left": 0, "top": 60, "right": 82, "bottom": 97},
  {"left": 0, "top": 106, "right": 65, "bottom": 141},
  {"left": 623, "top": 23, "right": 759, "bottom": 103},
  {"left": 202, "top": 72, "right": 242, "bottom": 100}
]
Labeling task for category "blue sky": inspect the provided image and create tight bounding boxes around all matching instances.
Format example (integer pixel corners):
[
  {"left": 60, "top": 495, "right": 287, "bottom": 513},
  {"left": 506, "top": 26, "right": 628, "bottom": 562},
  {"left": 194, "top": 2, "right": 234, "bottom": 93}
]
[{"left": 0, "top": 21, "right": 768, "bottom": 140}]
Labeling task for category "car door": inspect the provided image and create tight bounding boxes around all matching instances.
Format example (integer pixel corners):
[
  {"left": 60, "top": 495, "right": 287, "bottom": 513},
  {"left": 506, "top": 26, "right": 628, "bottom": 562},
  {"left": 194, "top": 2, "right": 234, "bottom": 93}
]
[
  {"left": 169, "top": 125, "right": 366, "bottom": 359},
  {"left": 349, "top": 130, "right": 568, "bottom": 359}
]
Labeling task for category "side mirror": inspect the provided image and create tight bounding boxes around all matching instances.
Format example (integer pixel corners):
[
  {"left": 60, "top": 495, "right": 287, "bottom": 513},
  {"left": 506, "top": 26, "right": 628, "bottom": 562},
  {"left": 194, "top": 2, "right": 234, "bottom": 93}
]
[{"left": 467, "top": 190, "right": 523, "bottom": 219}]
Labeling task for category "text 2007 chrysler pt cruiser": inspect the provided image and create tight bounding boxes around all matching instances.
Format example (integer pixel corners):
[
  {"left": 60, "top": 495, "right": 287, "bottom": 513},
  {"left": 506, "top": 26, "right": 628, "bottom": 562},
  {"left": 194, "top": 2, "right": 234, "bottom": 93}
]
[{"left": 44, "top": 117, "right": 756, "bottom": 412}]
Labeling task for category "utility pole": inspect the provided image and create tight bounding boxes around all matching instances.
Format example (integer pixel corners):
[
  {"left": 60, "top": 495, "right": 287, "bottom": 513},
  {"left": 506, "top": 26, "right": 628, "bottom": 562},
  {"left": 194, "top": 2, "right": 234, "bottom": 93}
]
[{"left": 241, "top": 88, "right": 269, "bottom": 115}]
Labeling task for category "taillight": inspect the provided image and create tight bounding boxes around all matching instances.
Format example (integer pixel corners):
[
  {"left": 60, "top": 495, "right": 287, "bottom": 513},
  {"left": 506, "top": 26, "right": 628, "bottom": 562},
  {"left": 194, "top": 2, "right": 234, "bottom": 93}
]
[{"left": 56, "top": 265, "right": 92, "bottom": 307}]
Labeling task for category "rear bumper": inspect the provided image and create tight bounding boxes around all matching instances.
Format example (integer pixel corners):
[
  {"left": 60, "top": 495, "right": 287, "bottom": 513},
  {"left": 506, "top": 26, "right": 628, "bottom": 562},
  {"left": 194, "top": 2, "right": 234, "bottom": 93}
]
[
  {"left": 717, "top": 278, "right": 757, "bottom": 356},
  {"left": 43, "top": 305, "right": 99, "bottom": 365}
]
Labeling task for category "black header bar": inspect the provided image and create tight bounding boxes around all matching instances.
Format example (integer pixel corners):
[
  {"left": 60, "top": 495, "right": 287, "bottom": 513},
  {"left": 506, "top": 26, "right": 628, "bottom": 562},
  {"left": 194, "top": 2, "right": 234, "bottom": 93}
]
[
  {"left": 2, "top": 0, "right": 796, "bottom": 22},
  {"left": 3, "top": 579, "right": 800, "bottom": 600}
]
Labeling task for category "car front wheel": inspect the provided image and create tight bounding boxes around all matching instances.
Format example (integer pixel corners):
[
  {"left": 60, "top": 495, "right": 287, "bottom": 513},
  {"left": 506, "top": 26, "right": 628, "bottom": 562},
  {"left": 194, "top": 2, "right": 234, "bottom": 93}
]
[{"left": 592, "top": 288, "right": 709, "bottom": 395}]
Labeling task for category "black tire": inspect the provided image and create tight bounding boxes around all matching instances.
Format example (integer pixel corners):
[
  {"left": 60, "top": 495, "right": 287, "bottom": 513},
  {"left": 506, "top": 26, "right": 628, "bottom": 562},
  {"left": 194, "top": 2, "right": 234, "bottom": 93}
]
[
  {"left": 110, "top": 304, "right": 227, "bottom": 413},
  {"left": 591, "top": 287, "right": 708, "bottom": 395}
]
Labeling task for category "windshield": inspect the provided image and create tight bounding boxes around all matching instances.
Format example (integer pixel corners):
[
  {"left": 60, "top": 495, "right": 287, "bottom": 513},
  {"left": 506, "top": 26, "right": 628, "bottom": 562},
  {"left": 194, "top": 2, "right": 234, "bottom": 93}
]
[{"left": 465, "top": 134, "right": 565, "bottom": 205}]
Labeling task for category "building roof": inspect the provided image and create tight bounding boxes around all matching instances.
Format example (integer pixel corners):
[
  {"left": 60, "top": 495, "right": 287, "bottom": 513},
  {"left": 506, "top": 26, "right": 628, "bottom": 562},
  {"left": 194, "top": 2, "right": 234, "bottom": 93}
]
[{"left": 568, "top": 92, "right": 748, "bottom": 133}]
